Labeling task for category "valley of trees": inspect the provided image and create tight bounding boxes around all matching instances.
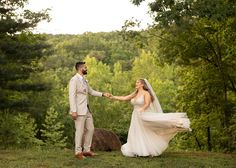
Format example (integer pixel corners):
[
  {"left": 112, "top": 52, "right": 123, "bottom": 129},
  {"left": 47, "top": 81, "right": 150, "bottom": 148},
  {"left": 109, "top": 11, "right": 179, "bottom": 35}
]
[{"left": 0, "top": 0, "right": 236, "bottom": 153}]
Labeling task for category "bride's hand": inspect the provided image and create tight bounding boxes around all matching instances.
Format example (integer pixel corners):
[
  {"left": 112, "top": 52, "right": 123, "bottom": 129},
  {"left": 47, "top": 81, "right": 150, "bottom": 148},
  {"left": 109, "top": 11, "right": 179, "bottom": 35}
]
[
  {"left": 138, "top": 108, "right": 145, "bottom": 112},
  {"left": 110, "top": 95, "right": 115, "bottom": 99}
]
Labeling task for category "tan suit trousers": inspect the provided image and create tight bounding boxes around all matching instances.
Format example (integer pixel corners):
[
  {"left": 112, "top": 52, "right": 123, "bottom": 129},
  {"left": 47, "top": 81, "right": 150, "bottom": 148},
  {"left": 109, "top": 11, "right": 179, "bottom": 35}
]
[{"left": 74, "top": 110, "right": 94, "bottom": 154}]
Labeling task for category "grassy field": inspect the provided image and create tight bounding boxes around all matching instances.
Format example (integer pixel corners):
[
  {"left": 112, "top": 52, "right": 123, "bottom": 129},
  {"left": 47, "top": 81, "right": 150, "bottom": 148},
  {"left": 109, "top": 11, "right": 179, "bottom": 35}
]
[{"left": 0, "top": 149, "right": 235, "bottom": 168}]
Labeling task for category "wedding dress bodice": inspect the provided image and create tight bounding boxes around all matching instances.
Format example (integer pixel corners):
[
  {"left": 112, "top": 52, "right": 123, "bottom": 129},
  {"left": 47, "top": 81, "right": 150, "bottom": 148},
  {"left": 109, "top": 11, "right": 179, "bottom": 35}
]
[
  {"left": 131, "top": 95, "right": 151, "bottom": 112},
  {"left": 131, "top": 95, "right": 143, "bottom": 106}
]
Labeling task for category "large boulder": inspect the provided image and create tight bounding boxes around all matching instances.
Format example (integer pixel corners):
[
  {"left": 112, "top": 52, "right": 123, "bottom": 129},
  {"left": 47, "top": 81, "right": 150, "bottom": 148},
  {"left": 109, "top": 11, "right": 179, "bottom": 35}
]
[{"left": 91, "top": 128, "right": 121, "bottom": 151}]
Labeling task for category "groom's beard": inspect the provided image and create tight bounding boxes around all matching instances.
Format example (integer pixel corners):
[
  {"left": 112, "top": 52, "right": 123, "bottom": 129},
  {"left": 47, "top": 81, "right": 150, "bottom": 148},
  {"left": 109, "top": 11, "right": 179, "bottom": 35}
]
[{"left": 82, "top": 70, "right": 87, "bottom": 75}]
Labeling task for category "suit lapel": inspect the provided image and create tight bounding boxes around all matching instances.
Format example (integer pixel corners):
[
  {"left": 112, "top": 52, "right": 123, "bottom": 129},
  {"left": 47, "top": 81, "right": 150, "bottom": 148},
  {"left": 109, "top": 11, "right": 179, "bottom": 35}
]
[
  {"left": 75, "top": 74, "right": 88, "bottom": 93},
  {"left": 76, "top": 74, "right": 87, "bottom": 87}
]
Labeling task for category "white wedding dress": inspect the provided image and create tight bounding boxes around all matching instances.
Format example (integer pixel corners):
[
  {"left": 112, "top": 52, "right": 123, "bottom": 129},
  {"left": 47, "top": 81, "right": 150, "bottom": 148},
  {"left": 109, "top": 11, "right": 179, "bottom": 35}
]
[{"left": 121, "top": 94, "right": 191, "bottom": 157}]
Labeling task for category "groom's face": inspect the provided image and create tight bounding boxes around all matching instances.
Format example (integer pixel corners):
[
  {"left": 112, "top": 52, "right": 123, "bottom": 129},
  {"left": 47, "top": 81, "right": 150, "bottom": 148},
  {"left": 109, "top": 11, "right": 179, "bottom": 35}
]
[{"left": 80, "top": 65, "right": 87, "bottom": 75}]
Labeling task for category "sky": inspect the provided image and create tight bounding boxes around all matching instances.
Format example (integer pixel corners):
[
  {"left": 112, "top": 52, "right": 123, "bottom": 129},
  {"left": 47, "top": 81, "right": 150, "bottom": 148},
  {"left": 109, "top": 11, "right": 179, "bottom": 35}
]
[{"left": 27, "top": 0, "right": 153, "bottom": 34}]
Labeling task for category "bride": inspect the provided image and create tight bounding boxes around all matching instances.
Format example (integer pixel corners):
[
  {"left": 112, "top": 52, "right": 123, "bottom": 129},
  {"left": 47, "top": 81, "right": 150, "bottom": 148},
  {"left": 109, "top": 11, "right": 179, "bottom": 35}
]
[{"left": 111, "top": 79, "right": 191, "bottom": 157}]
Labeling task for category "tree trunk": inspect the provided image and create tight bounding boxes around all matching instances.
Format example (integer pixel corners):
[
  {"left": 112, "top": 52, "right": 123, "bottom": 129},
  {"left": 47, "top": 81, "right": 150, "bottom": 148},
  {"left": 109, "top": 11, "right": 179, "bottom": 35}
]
[
  {"left": 207, "top": 126, "right": 212, "bottom": 151},
  {"left": 195, "top": 136, "right": 202, "bottom": 150}
]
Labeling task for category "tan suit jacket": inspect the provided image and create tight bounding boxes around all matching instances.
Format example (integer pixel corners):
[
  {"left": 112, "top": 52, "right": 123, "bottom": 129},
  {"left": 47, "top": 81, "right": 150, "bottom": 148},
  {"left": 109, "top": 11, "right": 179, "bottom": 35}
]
[{"left": 69, "top": 73, "right": 102, "bottom": 115}]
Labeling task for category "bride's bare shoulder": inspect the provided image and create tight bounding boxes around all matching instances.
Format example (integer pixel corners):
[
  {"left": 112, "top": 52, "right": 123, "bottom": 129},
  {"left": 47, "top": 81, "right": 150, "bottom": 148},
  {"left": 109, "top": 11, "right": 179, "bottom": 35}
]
[{"left": 143, "top": 91, "right": 151, "bottom": 97}]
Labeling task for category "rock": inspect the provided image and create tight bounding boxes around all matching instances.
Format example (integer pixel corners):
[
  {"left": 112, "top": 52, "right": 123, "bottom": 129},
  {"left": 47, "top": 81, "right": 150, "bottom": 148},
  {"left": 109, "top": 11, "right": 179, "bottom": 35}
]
[{"left": 90, "top": 128, "right": 121, "bottom": 151}]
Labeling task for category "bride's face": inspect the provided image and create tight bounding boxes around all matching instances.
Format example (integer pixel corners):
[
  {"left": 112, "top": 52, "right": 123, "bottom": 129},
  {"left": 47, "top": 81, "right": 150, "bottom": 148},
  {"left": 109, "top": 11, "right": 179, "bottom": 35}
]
[{"left": 135, "top": 80, "right": 144, "bottom": 89}]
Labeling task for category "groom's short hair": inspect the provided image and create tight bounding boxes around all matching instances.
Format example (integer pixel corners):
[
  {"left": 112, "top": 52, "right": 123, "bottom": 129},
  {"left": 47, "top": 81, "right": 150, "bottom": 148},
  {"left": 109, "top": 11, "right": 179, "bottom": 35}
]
[{"left": 75, "top": 61, "right": 85, "bottom": 70}]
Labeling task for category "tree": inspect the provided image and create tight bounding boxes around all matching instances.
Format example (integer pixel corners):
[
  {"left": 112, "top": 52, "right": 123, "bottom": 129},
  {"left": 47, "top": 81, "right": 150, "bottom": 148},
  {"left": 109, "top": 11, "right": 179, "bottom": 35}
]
[
  {"left": 131, "top": 0, "right": 236, "bottom": 151},
  {"left": 0, "top": 111, "right": 42, "bottom": 148},
  {"left": 41, "top": 107, "right": 67, "bottom": 148},
  {"left": 175, "top": 65, "right": 228, "bottom": 151},
  {"left": 132, "top": 0, "right": 236, "bottom": 94},
  {"left": 0, "top": 0, "right": 50, "bottom": 113}
]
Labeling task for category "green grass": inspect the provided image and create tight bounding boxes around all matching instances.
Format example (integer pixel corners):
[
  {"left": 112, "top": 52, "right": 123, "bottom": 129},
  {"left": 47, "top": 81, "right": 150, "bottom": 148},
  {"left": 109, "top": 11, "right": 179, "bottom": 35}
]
[{"left": 0, "top": 149, "right": 235, "bottom": 168}]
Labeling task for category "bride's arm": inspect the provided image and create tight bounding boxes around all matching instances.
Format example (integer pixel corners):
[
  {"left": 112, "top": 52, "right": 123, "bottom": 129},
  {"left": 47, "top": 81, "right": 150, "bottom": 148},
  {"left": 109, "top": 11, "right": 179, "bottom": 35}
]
[
  {"left": 139, "top": 92, "right": 151, "bottom": 111},
  {"left": 111, "top": 91, "right": 137, "bottom": 101}
]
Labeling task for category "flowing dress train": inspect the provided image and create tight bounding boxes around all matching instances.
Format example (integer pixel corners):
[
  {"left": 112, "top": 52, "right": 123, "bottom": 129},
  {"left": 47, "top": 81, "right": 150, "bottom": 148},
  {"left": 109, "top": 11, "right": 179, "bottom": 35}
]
[{"left": 121, "top": 95, "right": 191, "bottom": 157}]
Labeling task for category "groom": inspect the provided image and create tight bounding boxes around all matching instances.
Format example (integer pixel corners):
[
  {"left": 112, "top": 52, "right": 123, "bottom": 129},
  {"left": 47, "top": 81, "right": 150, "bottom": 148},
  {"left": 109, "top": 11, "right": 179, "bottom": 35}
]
[{"left": 69, "top": 61, "right": 111, "bottom": 160}]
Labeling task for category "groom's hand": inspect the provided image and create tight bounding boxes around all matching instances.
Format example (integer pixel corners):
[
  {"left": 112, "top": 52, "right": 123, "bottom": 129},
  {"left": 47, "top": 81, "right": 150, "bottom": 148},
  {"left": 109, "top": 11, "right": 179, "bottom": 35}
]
[
  {"left": 71, "top": 112, "right": 78, "bottom": 120},
  {"left": 103, "top": 92, "right": 112, "bottom": 98}
]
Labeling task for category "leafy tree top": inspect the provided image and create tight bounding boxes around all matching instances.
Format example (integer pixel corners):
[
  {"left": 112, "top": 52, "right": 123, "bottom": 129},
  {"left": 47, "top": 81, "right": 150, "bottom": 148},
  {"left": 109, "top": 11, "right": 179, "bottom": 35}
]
[{"left": 0, "top": 0, "right": 50, "bottom": 35}]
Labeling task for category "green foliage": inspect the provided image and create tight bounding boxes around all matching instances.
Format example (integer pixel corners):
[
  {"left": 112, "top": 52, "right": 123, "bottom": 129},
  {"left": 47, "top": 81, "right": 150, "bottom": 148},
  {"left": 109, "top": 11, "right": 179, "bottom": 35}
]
[
  {"left": 82, "top": 57, "right": 132, "bottom": 143},
  {"left": 0, "top": 0, "right": 50, "bottom": 34},
  {"left": 133, "top": 0, "right": 236, "bottom": 27},
  {"left": 14, "top": 112, "right": 43, "bottom": 147},
  {"left": 131, "top": 50, "right": 177, "bottom": 112},
  {"left": 174, "top": 65, "right": 236, "bottom": 151},
  {"left": 45, "top": 32, "right": 139, "bottom": 70},
  {"left": 130, "top": 0, "right": 236, "bottom": 152},
  {"left": 0, "top": 111, "right": 42, "bottom": 148},
  {"left": 0, "top": 0, "right": 51, "bottom": 116},
  {"left": 41, "top": 107, "right": 67, "bottom": 148}
]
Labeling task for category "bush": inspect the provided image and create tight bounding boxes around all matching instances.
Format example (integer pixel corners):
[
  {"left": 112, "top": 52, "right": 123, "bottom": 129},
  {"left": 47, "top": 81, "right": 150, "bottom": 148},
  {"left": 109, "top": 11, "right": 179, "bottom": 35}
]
[
  {"left": 41, "top": 107, "right": 67, "bottom": 148},
  {"left": 0, "top": 111, "right": 42, "bottom": 149}
]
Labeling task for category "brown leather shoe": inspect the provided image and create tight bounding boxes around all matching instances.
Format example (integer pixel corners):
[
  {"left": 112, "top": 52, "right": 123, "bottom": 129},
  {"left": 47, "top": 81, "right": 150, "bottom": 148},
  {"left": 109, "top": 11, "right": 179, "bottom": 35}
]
[
  {"left": 75, "top": 152, "right": 86, "bottom": 160},
  {"left": 83, "top": 151, "right": 97, "bottom": 157}
]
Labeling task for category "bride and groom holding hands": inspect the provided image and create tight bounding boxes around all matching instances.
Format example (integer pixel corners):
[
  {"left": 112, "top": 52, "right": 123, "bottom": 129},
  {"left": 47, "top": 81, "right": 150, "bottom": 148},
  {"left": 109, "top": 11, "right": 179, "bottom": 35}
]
[{"left": 69, "top": 61, "right": 191, "bottom": 160}]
